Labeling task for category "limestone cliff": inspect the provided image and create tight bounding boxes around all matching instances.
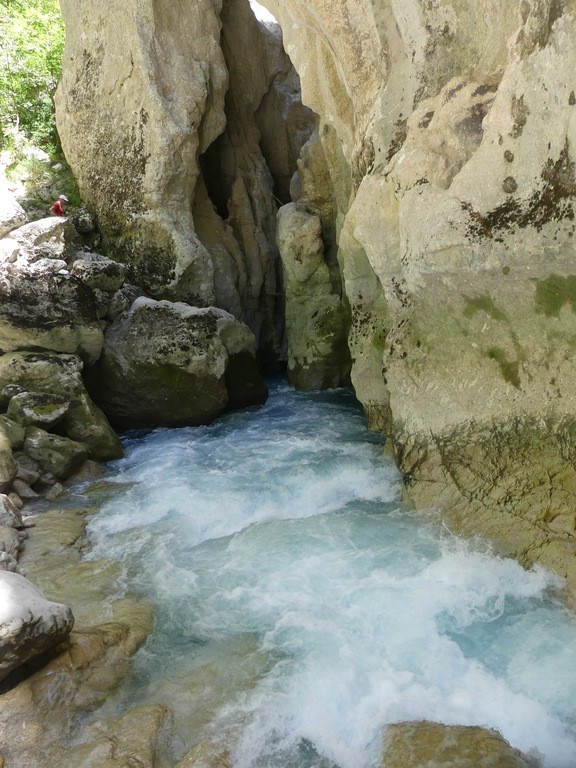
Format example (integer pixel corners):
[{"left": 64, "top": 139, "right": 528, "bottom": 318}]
[
  {"left": 56, "top": 0, "right": 315, "bottom": 365},
  {"left": 56, "top": 0, "right": 576, "bottom": 599}
]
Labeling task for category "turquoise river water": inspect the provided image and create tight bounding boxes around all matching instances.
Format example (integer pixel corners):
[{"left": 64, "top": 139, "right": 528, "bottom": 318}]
[{"left": 82, "top": 380, "right": 576, "bottom": 767}]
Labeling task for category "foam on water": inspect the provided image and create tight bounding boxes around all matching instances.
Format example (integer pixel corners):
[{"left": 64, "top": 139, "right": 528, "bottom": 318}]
[{"left": 86, "top": 381, "right": 576, "bottom": 768}]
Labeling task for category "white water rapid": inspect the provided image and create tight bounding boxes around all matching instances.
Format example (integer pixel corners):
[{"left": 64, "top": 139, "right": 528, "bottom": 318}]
[{"left": 84, "top": 381, "right": 576, "bottom": 768}]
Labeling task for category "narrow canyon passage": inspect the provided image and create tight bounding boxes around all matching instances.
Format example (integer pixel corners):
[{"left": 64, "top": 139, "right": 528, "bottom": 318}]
[{"left": 71, "top": 381, "right": 576, "bottom": 768}]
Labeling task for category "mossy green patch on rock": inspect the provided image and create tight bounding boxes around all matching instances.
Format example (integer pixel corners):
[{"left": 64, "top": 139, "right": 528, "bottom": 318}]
[
  {"left": 463, "top": 294, "right": 507, "bottom": 322},
  {"left": 485, "top": 346, "right": 521, "bottom": 388},
  {"left": 534, "top": 274, "right": 576, "bottom": 317}
]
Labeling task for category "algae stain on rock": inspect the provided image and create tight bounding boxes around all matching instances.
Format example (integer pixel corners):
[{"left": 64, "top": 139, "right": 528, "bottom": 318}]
[
  {"left": 534, "top": 274, "right": 576, "bottom": 317},
  {"left": 463, "top": 294, "right": 507, "bottom": 322},
  {"left": 486, "top": 346, "right": 521, "bottom": 388}
]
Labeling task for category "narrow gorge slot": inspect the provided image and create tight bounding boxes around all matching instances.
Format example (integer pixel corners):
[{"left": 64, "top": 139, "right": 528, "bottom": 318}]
[{"left": 2, "top": 0, "right": 576, "bottom": 767}]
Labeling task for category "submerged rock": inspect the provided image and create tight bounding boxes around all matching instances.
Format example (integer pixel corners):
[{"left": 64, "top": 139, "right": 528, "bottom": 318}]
[
  {"left": 381, "top": 721, "right": 539, "bottom": 768},
  {"left": 85, "top": 297, "right": 268, "bottom": 429},
  {"left": 0, "top": 571, "right": 74, "bottom": 682},
  {"left": 175, "top": 741, "right": 230, "bottom": 767}
]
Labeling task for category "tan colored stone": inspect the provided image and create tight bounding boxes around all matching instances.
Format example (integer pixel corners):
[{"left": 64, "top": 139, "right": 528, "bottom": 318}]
[
  {"left": 381, "top": 721, "right": 539, "bottom": 768},
  {"left": 54, "top": 703, "right": 170, "bottom": 768}
]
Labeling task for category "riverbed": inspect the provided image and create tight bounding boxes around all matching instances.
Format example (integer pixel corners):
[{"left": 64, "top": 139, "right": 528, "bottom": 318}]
[{"left": 77, "top": 380, "right": 576, "bottom": 768}]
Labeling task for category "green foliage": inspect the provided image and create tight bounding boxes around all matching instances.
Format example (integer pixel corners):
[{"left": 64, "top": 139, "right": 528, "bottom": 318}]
[{"left": 0, "top": 0, "right": 64, "bottom": 149}]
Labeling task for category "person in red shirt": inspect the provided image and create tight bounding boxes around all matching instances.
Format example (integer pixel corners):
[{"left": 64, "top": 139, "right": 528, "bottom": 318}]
[{"left": 50, "top": 194, "right": 68, "bottom": 216}]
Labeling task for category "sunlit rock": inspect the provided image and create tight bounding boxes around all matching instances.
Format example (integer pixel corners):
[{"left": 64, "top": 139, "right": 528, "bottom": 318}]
[
  {"left": 0, "top": 256, "right": 103, "bottom": 363},
  {"left": 0, "top": 571, "right": 74, "bottom": 683},
  {"left": 0, "top": 188, "right": 26, "bottom": 239},
  {"left": 70, "top": 252, "right": 126, "bottom": 293}
]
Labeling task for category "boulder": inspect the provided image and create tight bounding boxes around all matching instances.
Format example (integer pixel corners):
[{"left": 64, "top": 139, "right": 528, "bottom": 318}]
[
  {"left": 0, "top": 352, "right": 85, "bottom": 395},
  {"left": 64, "top": 393, "right": 124, "bottom": 461},
  {"left": 0, "top": 551, "right": 20, "bottom": 574},
  {"left": 85, "top": 297, "right": 267, "bottom": 429},
  {"left": 0, "top": 526, "right": 22, "bottom": 560},
  {"left": 22, "top": 427, "right": 88, "bottom": 480},
  {"left": 0, "top": 353, "right": 123, "bottom": 461},
  {"left": 175, "top": 741, "right": 230, "bottom": 767},
  {"left": 70, "top": 252, "right": 126, "bottom": 292},
  {"left": 0, "top": 571, "right": 74, "bottom": 682},
  {"left": 0, "top": 415, "right": 25, "bottom": 449},
  {"left": 0, "top": 257, "right": 103, "bottom": 363},
  {"left": 0, "top": 434, "right": 17, "bottom": 493},
  {"left": 0, "top": 188, "right": 27, "bottom": 239},
  {"left": 6, "top": 391, "right": 70, "bottom": 430},
  {"left": 5, "top": 217, "right": 76, "bottom": 262},
  {"left": 0, "top": 495, "right": 23, "bottom": 529},
  {"left": 381, "top": 721, "right": 539, "bottom": 768},
  {"left": 107, "top": 283, "right": 146, "bottom": 321}
]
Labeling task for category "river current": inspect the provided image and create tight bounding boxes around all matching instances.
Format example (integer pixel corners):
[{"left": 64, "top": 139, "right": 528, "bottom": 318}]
[{"left": 83, "top": 381, "right": 576, "bottom": 767}]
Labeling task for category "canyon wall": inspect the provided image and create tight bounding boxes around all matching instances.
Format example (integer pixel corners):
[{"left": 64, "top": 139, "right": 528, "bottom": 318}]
[{"left": 56, "top": 0, "right": 576, "bottom": 596}]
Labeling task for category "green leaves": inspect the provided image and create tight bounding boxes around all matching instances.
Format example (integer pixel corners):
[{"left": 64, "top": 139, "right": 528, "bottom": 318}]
[{"left": 0, "top": 0, "right": 64, "bottom": 149}]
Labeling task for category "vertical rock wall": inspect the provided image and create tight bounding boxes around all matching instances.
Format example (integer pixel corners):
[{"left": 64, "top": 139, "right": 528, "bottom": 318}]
[{"left": 56, "top": 0, "right": 315, "bottom": 364}]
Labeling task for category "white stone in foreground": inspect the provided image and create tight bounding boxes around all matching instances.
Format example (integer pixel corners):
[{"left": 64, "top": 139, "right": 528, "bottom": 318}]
[{"left": 0, "top": 571, "right": 74, "bottom": 682}]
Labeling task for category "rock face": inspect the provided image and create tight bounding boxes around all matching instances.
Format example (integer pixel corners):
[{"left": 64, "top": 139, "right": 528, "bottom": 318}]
[
  {"left": 0, "top": 571, "right": 74, "bottom": 682},
  {"left": 277, "top": 202, "right": 350, "bottom": 388},
  {"left": 56, "top": 0, "right": 316, "bottom": 365},
  {"left": 85, "top": 297, "right": 268, "bottom": 429},
  {"left": 56, "top": 0, "right": 576, "bottom": 598}
]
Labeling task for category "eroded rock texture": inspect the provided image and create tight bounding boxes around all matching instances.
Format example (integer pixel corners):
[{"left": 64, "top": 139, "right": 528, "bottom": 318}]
[{"left": 57, "top": 0, "right": 576, "bottom": 597}]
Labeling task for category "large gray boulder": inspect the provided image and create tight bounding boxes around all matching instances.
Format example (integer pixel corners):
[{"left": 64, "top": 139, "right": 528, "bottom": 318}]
[
  {"left": 70, "top": 252, "right": 126, "bottom": 293},
  {"left": 0, "top": 571, "right": 74, "bottom": 682},
  {"left": 4, "top": 217, "right": 76, "bottom": 262},
  {"left": 85, "top": 297, "right": 268, "bottom": 429}
]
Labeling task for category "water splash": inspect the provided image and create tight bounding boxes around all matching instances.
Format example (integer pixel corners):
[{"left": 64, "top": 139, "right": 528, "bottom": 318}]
[{"left": 86, "top": 382, "right": 576, "bottom": 767}]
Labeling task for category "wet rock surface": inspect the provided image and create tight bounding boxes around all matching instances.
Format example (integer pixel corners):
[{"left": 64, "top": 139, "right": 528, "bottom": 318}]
[{"left": 381, "top": 721, "right": 540, "bottom": 768}]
